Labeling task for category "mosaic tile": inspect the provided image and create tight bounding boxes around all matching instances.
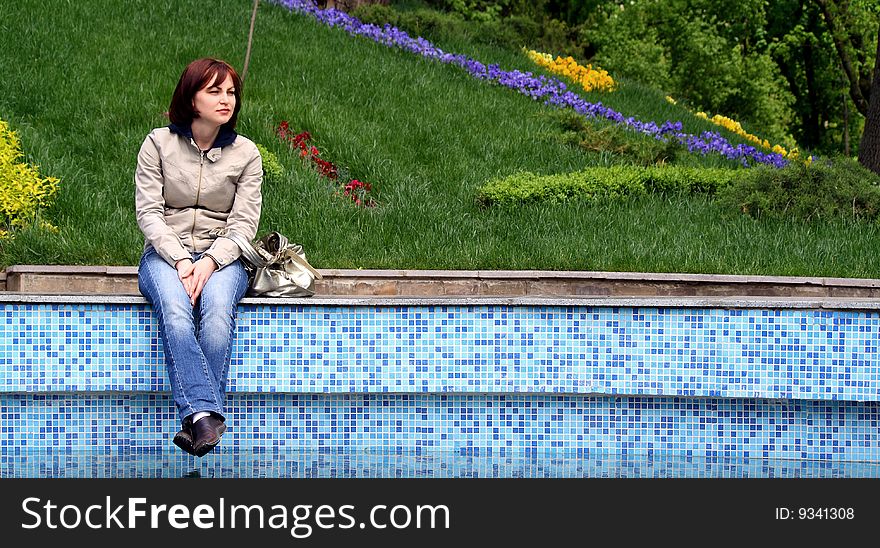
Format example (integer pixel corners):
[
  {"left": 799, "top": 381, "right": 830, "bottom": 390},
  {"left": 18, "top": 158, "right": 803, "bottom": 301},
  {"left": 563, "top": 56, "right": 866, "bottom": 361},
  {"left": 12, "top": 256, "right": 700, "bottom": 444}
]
[
  {"left": 3, "top": 448, "right": 878, "bottom": 478},
  {"left": 1, "top": 393, "right": 877, "bottom": 462},
  {"left": 0, "top": 304, "right": 878, "bottom": 401},
  {"left": 4, "top": 302, "right": 880, "bottom": 465}
]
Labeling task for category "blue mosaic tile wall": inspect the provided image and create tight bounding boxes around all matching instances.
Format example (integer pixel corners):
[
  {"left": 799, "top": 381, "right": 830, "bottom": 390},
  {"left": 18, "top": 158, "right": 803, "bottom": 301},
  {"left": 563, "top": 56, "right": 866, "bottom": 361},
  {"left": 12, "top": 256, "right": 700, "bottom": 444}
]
[
  {"left": 3, "top": 301, "right": 880, "bottom": 464},
  {"left": 4, "top": 448, "right": 879, "bottom": 479},
  {"left": 1, "top": 303, "right": 878, "bottom": 401},
  {"left": 1, "top": 393, "right": 878, "bottom": 461}
]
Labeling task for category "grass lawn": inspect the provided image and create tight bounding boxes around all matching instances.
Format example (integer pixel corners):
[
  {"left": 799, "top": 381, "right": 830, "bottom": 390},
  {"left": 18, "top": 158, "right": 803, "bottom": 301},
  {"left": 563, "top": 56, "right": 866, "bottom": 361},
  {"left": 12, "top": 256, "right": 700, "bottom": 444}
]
[{"left": 1, "top": 0, "right": 879, "bottom": 277}]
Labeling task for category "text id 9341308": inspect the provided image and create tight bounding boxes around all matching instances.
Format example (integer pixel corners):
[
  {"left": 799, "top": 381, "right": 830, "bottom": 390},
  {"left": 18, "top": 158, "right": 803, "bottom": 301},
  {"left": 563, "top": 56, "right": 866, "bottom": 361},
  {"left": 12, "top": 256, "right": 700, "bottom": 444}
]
[{"left": 775, "top": 507, "right": 855, "bottom": 520}]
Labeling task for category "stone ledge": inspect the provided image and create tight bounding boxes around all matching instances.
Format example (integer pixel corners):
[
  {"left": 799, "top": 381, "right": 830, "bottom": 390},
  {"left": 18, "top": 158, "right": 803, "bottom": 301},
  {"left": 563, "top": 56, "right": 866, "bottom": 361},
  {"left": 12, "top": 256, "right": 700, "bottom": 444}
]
[
  {"left": 7, "top": 264, "right": 880, "bottom": 285},
  {"left": 6, "top": 265, "right": 880, "bottom": 298},
  {"left": 4, "top": 292, "right": 880, "bottom": 311}
]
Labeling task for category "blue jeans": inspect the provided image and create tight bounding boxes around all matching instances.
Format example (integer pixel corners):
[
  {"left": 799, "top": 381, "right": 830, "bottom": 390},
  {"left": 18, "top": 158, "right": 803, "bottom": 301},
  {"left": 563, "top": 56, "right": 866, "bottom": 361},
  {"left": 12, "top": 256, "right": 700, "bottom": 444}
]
[{"left": 138, "top": 246, "right": 249, "bottom": 423}]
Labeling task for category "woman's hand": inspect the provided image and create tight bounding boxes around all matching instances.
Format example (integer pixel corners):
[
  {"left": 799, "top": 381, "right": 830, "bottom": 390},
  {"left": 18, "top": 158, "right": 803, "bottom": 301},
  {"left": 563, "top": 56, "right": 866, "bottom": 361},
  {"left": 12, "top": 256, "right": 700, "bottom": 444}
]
[
  {"left": 175, "top": 258, "right": 196, "bottom": 299},
  {"left": 175, "top": 257, "right": 217, "bottom": 305},
  {"left": 188, "top": 256, "right": 218, "bottom": 305}
]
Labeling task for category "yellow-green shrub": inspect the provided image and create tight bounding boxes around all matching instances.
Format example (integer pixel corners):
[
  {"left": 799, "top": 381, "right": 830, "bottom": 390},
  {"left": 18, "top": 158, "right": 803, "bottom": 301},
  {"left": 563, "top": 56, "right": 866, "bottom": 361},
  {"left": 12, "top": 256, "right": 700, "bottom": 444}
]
[
  {"left": 0, "top": 119, "right": 59, "bottom": 239},
  {"left": 255, "top": 143, "right": 285, "bottom": 184}
]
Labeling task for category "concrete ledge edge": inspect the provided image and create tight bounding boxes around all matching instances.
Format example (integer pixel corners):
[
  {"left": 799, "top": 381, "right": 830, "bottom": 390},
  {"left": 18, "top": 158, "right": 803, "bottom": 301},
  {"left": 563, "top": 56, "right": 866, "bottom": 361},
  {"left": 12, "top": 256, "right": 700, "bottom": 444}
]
[
  {"left": 6, "top": 265, "right": 880, "bottom": 287},
  {"left": 4, "top": 293, "right": 880, "bottom": 310}
]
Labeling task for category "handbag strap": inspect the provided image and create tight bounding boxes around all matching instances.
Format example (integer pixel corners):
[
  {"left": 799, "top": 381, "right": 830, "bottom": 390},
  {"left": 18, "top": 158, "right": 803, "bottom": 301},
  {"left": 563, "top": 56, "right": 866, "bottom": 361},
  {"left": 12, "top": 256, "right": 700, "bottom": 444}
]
[
  {"left": 270, "top": 231, "right": 322, "bottom": 279},
  {"left": 209, "top": 228, "right": 322, "bottom": 279},
  {"left": 282, "top": 245, "right": 324, "bottom": 280}
]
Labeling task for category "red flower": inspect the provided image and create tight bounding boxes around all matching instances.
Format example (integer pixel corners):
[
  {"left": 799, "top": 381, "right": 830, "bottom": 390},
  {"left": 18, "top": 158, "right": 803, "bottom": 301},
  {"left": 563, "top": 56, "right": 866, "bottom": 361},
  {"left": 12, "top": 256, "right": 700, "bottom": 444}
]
[{"left": 277, "top": 122, "right": 377, "bottom": 207}]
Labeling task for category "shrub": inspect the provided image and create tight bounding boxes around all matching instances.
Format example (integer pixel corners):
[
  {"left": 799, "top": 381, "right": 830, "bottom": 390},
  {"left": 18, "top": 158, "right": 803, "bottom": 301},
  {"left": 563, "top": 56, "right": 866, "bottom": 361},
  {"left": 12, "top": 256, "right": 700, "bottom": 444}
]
[
  {"left": 717, "top": 157, "right": 880, "bottom": 222},
  {"left": 544, "top": 110, "right": 685, "bottom": 167},
  {"left": 0, "top": 119, "right": 59, "bottom": 239},
  {"left": 445, "top": 0, "right": 505, "bottom": 22},
  {"left": 581, "top": 1, "right": 795, "bottom": 143},
  {"left": 255, "top": 143, "right": 285, "bottom": 183},
  {"left": 476, "top": 165, "right": 744, "bottom": 207},
  {"left": 352, "top": 4, "right": 583, "bottom": 57}
]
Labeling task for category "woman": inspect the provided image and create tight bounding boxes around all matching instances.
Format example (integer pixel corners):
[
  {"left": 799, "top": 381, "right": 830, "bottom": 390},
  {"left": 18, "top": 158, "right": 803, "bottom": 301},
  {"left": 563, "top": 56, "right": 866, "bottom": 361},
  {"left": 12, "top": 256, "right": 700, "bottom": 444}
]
[{"left": 135, "top": 58, "right": 262, "bottom": 457}]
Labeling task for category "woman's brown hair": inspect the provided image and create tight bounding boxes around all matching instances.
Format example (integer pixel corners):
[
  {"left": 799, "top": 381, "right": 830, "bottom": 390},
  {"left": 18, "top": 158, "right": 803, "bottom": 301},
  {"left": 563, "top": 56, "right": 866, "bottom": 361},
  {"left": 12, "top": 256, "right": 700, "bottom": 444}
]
[{"left": 168, "top": 58, "right": 242, "bottom": 130}]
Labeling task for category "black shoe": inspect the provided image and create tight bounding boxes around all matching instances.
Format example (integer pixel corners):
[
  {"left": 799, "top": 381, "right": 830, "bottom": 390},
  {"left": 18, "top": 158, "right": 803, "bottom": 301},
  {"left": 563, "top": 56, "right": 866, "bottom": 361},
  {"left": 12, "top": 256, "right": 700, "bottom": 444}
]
[
  {"left": 173, "top": 418, "right": 195, "bottom": 456},
  {"left": 192, "top": 415, "right": 226, "bottom": 457}
]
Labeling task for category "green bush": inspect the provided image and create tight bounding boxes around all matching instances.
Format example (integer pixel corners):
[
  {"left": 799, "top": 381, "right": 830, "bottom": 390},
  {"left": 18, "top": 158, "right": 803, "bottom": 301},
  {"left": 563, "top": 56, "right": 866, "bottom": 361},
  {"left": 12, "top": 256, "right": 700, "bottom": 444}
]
[
  {"left": 354, "top": 4, "right": 582, "bottom": 57},
  {"left": 255, "top": 144, "right": 284, "bottom": 184},
  {"left": 424, "top": 0, "right": 551, "bottom": 22},
  {"left": 717, "top": 157, "right": 880, "bottom": 222},
  {"left": 445, "top": 0, "right": 505, "bottom": 22},
  {"left": 544, "top": 110, "right": 687, "bottom": 166},
  {"left": 580, "top": 1, "right": 795, "bottom": 143},
  {"left": 477, "top": 166, "right": 744, "bottom": 207}
]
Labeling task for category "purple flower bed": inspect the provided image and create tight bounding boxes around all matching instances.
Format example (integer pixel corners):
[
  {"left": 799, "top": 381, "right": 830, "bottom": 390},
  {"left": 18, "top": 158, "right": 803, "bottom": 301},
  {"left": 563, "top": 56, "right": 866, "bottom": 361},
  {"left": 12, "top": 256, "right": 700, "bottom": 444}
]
[{"left": 273, "top": 0, "right": 788, "bottom": 168}]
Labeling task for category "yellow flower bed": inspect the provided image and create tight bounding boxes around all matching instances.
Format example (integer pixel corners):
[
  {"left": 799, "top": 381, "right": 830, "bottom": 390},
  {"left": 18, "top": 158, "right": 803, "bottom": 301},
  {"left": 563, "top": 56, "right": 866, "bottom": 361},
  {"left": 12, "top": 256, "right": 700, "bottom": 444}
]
[
  {"left": 694, "top": 111, "right": 808, "bottom": 163},
  {"left": 524, "top": 48, "right": 616, "bottom": 92},
  {"left": 0, "top": 119, "right": 60, "bottom": 238}
]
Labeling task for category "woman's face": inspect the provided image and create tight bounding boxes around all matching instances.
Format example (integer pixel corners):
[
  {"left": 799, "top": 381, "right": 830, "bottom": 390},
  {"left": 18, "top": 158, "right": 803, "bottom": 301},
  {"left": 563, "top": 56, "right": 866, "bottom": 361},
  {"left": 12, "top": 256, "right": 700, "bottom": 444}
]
[{"left": 192, "top": 73, "right": 236, "bottom": 127}]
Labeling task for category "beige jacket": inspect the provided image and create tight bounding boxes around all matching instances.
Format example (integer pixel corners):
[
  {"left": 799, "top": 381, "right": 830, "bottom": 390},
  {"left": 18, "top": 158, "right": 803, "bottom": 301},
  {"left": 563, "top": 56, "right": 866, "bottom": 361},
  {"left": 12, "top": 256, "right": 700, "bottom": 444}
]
[{"left": 134, "top": 125, "right": 262, "bottom": 270}]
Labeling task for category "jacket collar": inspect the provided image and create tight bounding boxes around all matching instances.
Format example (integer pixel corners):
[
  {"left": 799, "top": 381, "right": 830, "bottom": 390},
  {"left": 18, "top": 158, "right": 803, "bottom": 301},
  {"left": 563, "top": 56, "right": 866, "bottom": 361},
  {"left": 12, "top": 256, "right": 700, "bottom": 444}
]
[{"left": 168, "top": 123, "right": 237, "bottom": 162}]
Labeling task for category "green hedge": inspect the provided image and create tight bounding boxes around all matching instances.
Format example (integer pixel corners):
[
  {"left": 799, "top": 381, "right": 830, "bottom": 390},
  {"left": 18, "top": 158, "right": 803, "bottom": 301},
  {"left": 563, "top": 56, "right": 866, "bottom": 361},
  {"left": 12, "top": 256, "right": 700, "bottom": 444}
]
[
  {"left": 476, "top": 166, "right": 744, "bottom": 207},
  {"left": 716, "top": 157, "right": 880, "bottom": 222}
]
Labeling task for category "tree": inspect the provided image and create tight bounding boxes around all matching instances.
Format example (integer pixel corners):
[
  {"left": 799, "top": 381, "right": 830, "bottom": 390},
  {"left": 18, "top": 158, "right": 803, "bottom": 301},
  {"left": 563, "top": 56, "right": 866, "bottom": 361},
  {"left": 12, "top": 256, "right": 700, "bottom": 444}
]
[
  {"left": 812, "top": 0, "right": 878, "bottom": 171},
  {"left": 582, "top": 0, "right": 796, "bottom": 143},
  {"left": 812, "top": 0, "right": 873, "bottom": 116},
  {"left": 242, "top": 0, "right": 260, "bottom": 83},
  {"left": 765, "top": 0, "right": 867, "bottom": 154},
  {"left": 858, "top": 24, "right": 880, "bottom": 173}
]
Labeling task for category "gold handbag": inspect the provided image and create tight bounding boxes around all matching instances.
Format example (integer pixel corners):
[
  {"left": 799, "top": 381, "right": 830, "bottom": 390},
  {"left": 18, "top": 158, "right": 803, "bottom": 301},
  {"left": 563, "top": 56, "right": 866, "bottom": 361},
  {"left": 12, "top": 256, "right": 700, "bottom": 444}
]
[{"left": 209, "top": 228, "right": 322, "bottom": 297}]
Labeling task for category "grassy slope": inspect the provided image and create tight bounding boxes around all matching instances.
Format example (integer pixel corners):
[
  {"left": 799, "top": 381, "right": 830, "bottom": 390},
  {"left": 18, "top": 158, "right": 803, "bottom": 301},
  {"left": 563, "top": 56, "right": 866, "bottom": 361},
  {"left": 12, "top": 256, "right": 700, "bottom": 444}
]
[{"left": 1, "top": 0, "right": 878, "bottom": 276}]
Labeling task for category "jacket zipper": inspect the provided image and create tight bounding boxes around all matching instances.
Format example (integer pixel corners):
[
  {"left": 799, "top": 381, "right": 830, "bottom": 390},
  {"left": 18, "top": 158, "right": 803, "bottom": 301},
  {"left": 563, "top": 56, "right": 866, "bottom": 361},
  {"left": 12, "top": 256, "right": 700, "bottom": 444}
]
[{"left": 190, "top": 149, "right": 205, "bottom": 247}]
